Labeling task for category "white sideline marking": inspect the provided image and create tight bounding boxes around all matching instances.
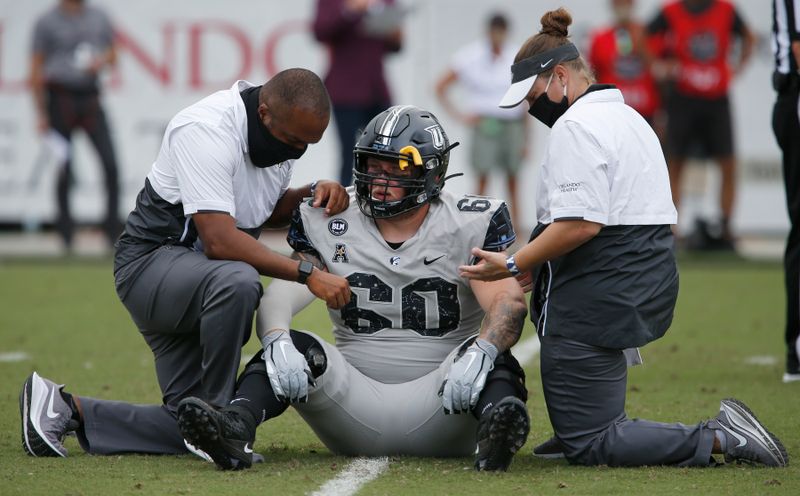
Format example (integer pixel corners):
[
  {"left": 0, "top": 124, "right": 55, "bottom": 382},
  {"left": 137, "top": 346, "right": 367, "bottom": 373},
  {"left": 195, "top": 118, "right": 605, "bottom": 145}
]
[
  {"left": 512, "top": 336, "right": 541, "bottom": 365},
  {"left": 310, "top": 457, "right": 389, "bottom": 496},
  {"left": 744, "top": 355, "right": 778, "bottom": 366},
  {"left": 0, "top": 351, "right": 30, "bottom": 362}
]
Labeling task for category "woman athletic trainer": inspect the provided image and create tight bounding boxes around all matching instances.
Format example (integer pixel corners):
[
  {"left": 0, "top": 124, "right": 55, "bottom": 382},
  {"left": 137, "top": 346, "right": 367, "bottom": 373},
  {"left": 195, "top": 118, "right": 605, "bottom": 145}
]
[{"left": 459, "top": 8, "right": 787, "bottom": 468}]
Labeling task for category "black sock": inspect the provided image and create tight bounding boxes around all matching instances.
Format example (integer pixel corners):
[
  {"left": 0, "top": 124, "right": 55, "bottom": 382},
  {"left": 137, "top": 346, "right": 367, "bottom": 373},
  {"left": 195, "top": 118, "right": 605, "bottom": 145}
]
[
  {"left": 228, "top": 370, "right": 289, "bottom": 426},
  {"left": 59, "top": 391, "right": 82, "bottom": 427},
  {"left": 223, "top": 405, "right": 258, "bottom": 439},
  {"left": 472, "top": 380, "right": 520, "bottom": 421}
]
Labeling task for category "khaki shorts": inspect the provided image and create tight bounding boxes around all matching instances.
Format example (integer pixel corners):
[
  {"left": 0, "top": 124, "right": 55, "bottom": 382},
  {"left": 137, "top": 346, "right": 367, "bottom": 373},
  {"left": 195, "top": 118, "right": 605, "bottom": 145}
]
[
  {"left": 470, "top": 117, "right": 526, "bottom": 175},
  {"left": 294, "top": 331, "right": 478, "bottom": 457}
]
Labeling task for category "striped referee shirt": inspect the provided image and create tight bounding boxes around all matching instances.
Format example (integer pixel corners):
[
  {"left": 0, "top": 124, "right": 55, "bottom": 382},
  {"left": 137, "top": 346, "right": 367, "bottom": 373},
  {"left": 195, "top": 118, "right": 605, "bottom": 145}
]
[{"left": 773, "top": 0, "right": 800, "bottom": 74}]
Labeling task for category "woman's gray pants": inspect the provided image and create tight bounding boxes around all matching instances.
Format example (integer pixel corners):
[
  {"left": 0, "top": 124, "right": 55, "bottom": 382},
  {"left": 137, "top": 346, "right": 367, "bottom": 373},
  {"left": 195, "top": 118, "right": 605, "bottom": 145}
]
[{"left": 540, "top": 334, "right": 717, "bottom": 466}]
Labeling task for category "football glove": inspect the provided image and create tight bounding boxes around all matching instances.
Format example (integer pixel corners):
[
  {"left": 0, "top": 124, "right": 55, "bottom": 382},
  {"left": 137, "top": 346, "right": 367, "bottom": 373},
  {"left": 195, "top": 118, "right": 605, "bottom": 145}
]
[
  {"left": 261, "top": 331, "right": 313, "bottom": 403},
  {"left": 441, "top": 338, "right": 498, "bottom": 414}
]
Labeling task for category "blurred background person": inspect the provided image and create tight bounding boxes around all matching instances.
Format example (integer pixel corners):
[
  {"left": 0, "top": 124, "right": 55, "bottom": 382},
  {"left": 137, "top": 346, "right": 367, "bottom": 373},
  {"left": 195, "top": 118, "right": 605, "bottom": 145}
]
[
  {"left": 771, "top": 0, "right": 800, "bottom": 382},
  {"left": 589, "top": 0, "right": 662, "bottom": 134},
  {"left": 30, "top": 0, "right": 121, "bottom": 251},
  {"left": 313, "top": 0, "right": 403, "bottom": 186},
  {"left": 435, "top": 12, "right": 529, "bottom": 231},
  {"left": 646, "top": 0, "right": 754, "bottom": 250}
]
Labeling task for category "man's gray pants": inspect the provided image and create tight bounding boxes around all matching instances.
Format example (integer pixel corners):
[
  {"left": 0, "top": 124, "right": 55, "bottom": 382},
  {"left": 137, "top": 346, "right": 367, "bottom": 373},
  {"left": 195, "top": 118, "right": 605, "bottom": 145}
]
[
  {"left": 540, "top": 335, "right": 716, "bottom": 467},
  {"left": 75, "top": 245, "right": 262, "bottom": 455}
]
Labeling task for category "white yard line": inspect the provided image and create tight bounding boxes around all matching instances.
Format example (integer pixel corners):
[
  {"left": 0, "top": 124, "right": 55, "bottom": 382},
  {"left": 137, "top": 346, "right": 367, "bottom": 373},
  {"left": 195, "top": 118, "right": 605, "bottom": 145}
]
[
  {"left": 310, "top": 457, "right": 389, "bottom": 496},
  {"left": 0, "top": 351, "right": 30, "bottom": 362},
  {"left": 512, "top": 335, "right": 541, "bottom": 365},
  {"left": 744, "top": 355, "right": 778, "bottom": 366},
  {"left": 309, "top": 337, "right": 540, "bottom": 496}
]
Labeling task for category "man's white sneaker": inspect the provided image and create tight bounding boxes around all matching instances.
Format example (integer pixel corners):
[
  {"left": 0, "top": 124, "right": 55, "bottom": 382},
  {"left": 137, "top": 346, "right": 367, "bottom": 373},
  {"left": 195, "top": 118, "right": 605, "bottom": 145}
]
[{"left": 782, "top": 372, "right": 800, "bottom": 383}]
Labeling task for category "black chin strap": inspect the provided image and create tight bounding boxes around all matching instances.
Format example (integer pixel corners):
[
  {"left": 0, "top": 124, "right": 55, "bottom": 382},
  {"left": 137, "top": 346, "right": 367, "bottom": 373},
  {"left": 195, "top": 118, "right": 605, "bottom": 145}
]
[
  {"left": 438, "top": 141, "right": 462, "bottom": 184},
  {"left": 443, "top": 141, "right": 460, "bottom": 155}
]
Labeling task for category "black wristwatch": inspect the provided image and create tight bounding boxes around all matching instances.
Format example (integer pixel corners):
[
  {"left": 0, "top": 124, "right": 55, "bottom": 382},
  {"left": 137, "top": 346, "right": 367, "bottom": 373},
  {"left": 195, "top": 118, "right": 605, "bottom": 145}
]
[{"left": 296, "top": 260, "right": 314, "bottom": 285}]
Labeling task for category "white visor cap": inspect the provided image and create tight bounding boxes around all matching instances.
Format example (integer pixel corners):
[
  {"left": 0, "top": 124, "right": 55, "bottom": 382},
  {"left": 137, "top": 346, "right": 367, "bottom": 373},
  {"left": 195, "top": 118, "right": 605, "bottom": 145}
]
[{"left": 498, "top": 43, "right": 580, "bottom": 109}]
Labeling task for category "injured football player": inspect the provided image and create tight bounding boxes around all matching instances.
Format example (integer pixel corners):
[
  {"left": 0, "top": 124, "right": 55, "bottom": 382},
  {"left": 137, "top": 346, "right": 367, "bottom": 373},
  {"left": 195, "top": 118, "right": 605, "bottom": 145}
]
[{"left": 176, "top": 105, "right": 531, "bottom": 472}]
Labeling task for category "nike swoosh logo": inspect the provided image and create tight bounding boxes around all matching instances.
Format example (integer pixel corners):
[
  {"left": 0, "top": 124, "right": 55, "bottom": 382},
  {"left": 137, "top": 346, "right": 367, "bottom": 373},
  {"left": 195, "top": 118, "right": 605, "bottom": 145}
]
[
  {"left": 540, "top": 58, "right": 554, "bottom": 68},
  {"left": 423, "top": 255, "right": 445, "bottom": 265},
  {"left": 46, "top": 387, "right": 60, "bottom": 419},
  {"left": 243, "top": 443, "right": 253, "bottom": 454},
  {"left": 718, "top": 421, "right": 747, "bottom": 448},
  {"left": 727, "top": 427, "right": 747, "bottom": 448}
]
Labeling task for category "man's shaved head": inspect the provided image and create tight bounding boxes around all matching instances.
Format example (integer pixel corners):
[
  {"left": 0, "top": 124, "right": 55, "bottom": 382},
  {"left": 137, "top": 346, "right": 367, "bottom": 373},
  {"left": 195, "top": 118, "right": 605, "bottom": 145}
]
[{"left": 260, "top": 68, "right": 331, "bottom": 120}]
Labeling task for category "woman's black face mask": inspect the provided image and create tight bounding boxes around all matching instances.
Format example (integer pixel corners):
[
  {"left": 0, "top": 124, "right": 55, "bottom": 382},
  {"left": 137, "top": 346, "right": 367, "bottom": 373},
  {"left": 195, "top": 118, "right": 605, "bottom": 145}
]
[{"left": 528, "top": 73, "right": 570, "bottom": 128}]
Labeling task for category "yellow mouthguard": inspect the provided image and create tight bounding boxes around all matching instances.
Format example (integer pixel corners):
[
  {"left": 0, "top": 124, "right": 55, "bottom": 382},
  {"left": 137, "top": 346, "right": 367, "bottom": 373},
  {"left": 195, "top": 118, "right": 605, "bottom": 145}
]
[{"left": 398, "top": 145, "right": 423, "bottom": 170}]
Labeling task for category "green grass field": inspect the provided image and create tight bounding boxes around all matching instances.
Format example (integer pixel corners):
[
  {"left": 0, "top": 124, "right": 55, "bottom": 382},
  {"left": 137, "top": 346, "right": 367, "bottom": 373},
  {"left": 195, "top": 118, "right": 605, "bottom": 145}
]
[{"left": 0, "top": 256, "right": 798, "bottom": 495}]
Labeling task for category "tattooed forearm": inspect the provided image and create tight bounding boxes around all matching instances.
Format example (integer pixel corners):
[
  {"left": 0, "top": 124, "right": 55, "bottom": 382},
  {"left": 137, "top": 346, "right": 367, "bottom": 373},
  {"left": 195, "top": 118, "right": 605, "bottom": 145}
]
[{"left": 478, "top": 293, "right": 527, "bottom": 353}]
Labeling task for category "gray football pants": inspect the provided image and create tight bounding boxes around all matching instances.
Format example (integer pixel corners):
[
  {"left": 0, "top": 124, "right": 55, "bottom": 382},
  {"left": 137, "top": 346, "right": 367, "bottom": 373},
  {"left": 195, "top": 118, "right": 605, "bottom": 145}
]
[
  {"left": 540, "top": 335, "right": 716, "bottom": 467},
  {"left": 294, "top": 331, "right": 478, "bottom": 457},
  {"left": 75, "top": 245, "right": 262, "bottom": 455}
]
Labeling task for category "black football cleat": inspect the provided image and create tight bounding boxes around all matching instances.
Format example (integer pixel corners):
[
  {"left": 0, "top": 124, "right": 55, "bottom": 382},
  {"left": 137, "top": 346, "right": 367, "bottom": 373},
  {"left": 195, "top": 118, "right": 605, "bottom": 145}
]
[
  {"left": 177, "top": 397, "right": 256, "bottom": 470},
  {"left": 474, "top": 396, "right": 530, "bottom": 471}
]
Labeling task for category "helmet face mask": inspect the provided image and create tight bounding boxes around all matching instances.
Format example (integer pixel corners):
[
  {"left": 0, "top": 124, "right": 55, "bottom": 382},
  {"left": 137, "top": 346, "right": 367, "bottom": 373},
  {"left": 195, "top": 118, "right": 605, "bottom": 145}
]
[
  {"left": 358, "top": 157, "right": 425, "bottom": 218},
  {"left": 353, "top": 106, "right": 457, "bottom": 219}
]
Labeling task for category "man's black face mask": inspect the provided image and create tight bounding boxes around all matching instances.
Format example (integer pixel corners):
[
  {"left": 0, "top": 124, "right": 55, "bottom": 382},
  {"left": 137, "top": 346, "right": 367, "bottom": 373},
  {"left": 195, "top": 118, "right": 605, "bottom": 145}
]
[
  {"left": 256, "top": 120, "right": 307, "bottom": 168},
  {"left": 241, "top": 86, "right": 307, "bottom": 168}
]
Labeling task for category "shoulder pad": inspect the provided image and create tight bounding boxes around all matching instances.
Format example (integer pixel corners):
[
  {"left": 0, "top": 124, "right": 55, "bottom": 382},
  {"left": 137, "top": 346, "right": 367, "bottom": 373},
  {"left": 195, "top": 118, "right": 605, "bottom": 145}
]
[
  {"left": 287, "top": 207, "right": 322, "bottom": 258},
  {"left": 482, "top": 202, "right": 516, "bottom": 252}
]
